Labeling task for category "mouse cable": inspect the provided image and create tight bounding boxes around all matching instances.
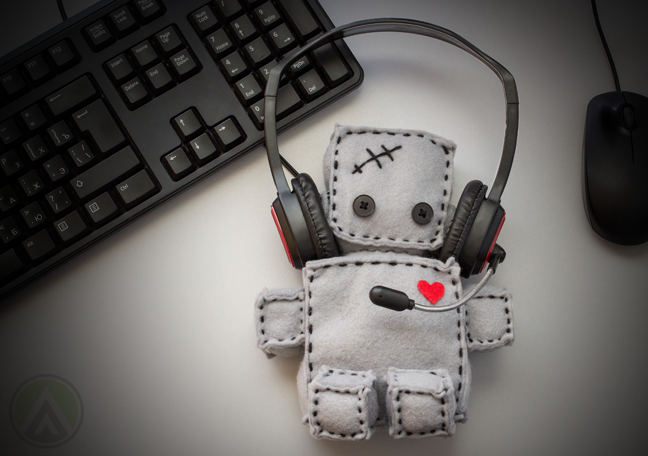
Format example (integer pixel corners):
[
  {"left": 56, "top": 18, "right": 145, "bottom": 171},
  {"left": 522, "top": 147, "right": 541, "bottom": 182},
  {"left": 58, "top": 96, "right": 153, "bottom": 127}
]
[
  {"left": 57, "top": 0, "right": 68, "bottom": 21},
  {"left": 591, "top": 0, "right": 621, "bottom": 92}
]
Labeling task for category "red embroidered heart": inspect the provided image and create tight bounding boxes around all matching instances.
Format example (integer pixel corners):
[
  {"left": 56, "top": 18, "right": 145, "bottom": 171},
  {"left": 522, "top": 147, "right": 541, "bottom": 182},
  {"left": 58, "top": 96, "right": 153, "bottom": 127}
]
[{"left": 417, "top": 281, "right": 445, "bottom": 304}]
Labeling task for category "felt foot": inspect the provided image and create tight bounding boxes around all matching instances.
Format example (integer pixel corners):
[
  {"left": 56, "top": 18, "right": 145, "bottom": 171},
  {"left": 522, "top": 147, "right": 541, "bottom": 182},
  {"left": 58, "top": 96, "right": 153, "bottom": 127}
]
[
  {"left": 308, "top": 366, "right": 378, "bottom": 440},
  {"left": 386, "top": 367, "right": 457, "bottom": 438}
]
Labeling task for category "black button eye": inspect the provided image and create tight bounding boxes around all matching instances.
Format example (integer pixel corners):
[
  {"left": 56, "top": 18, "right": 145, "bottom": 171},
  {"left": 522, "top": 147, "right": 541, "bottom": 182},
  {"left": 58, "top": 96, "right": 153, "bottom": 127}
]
[
  {"left": 412, "top": 202, "right": 433, "bottom": 225},
  {"left": 353, "top": 195, "right": 375, "bottom": 217}
]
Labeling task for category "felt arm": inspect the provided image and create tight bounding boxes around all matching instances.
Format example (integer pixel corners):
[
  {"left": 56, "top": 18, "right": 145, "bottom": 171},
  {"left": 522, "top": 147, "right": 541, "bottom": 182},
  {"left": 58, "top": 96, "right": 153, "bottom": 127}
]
[
  {"left": 464, "top": 285, "right": 514, "bottom": 352},
  {"left": 255, "top": 288, "right": 305, "bottom": 358}
]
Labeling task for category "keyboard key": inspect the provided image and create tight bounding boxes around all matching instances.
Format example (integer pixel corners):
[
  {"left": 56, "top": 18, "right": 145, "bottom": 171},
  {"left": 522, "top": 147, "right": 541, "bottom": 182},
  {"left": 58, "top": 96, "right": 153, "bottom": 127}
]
[
  {"left": 254, "top": 2, "right": 282, "bottom": 31},
  {"left": 133, "top": 0, "right": 165, "bottom": 23},
  {"left": 276, "top": 83, "right": 302, "bottom": 117},
  {"left": 248, "top": 99, "right": 265, "bottom": 129},
  {"left": 131, "top": 40, "right": 160, "bottom": 69},
  {"left": 23, "top": 229, "right": 56, "bottom": 262},
  {"left": 155, "top": 26, "right": 184, "bottom": 56},
  {"left": 115, "top": 170, "right": 157, "bottom": 209},
  {"left": 230, "top": 15, "right": 258, "bottom": 44},
  {"left": 258, "top": 60, "right": 287, "bottom": 85},
  {"left": 108, "top": 6, "right": 139, "bottom": 37},
  {"left": 219, "top": 52, "right": 248, "bottom": 81},
  {"left": 244, "top": 37, "right": 273, "bottom": 67},
  {"left": 214, "top": 0, "right": 243, "bottom": 19},
  {"left": 247, "top": 84, "right": 302, "bottom": 129},
  {"left": 43, "top": 155, "right": 70, "bottom": 183},
  {"left": 73, "top": 99, "right": 126, "bottom": 154},
  {"left": 163, "top": 148, "right": 195, "bottom": 180},
  {"left": 313, "top": 44, "right": 351, "bottom": 87},
  {"left": 234, "top": 74, "right": 262, "bottom": 104},
  {"left": 190, "top": 5, "right": 220, "bottom": 35},
  {"left": 120, "top": 77, "right": 151, "bottom": 109},
  {"left": 268, "top": 23, "right": 297, "bottom": 53},
  {"left": 189, "top": 133, "right": 219, "bottom": 164},
  {"left": 45, "top": 75, "right": 97, "bottom": 117},
  {"left": 71, "top": 146, "right": 140, "bottom": 200},
  {"left": 1, "top": 150, "right": 24, "bottom": 177},
  {"left": 54, "top": 210, "right": 88, "bottom": 243},
  {"left": 145, "top": 63, "right": 174, "bottom": 94},
  {"left": 84, "top": 20, "right": 115, "bottom": 51},
  {"left": 20, "top": 104, "right": 48, "bottom": 131},
  {"left": 68, "top": 141, "right": 95, "bottom": 168},
  {"left": 1, "top": 68, "right": 28, "bottom": 98},
  {"left": 23, "top": 54, "right": 53, "bottom": 85},
  {"left": 0, "top": 185, "right": 20, "bottom": 212},
  {"left": 22, "top": 135, "right": 51, "bottom": 162},
  {"left": 298, "top": 69, "right": 326, "bottom": 101},
  {"left": 213, "top": 117, "right": 244, "bottom": 150},
  {"left": 0, "top": 249, "right": 24, "bottom": 282},
  {"left": 206, "top": 29, "right": 233, "bottom": 57},
  {"left": 18, "top": 170, "right": 46, "bottom": 198},
  {"left": 47, "top": 121, "right": 75, "bottom": 148},
  {"left": 105, "top": 54, "right": 136, "bottom": 82},
  {"left": 289, "top": 55, "right": 310, "bottom": 76},
  {"left": 0, "top": 118, "right": 23, "bottom": 146},
  {"left": 279, "top": 0, "right": 319, "bottom": 41},
  {"left": 172, "top": 109, "right": 203, "bottom": 140},
  {"left": 45, "top": 187, "right": 72, "bottom": 214},
  {"left": 48, "top": 40, "right": 80, "bottom": 70},
  {"left": 169, "top": 50, "right": 199, "bottom": 80},
  {"left": 85, "top": 192, "right": 119, "bottom": 225},
  {"left": 0, "top": 216, "right": 21, "bottom": 244},
  {"left": 21, "top": 201, "right": 48, "bottom": 229}
]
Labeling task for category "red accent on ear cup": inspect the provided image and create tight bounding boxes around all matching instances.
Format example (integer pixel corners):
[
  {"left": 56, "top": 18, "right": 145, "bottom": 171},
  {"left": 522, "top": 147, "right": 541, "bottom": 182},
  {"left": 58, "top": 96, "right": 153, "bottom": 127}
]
[
  {"left": 271, "top": 204, "right": 294, "bottom": 268},
  {"left": 480, "top": 212, "right": 505, "bottom": 273}
]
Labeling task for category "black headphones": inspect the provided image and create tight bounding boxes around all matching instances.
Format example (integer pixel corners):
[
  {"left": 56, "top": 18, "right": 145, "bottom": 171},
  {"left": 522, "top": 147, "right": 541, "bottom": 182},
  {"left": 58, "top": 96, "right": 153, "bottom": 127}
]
[{"left": 264, "top": 19, "right": 519, "bottom": 279}]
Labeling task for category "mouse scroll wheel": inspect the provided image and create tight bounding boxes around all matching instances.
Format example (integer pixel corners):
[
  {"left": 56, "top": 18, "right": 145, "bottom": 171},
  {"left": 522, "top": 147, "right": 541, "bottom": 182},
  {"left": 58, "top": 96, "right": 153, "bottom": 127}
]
[{"left": 620, "top": 105, "right": 637, "bottom": 130}]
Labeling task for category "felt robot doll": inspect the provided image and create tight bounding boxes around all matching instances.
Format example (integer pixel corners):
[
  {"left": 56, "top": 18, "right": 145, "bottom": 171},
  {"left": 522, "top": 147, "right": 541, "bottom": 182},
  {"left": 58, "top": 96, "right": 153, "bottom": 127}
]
[{"left": 255, "top": 124, "right": 514, "bottom": 440}]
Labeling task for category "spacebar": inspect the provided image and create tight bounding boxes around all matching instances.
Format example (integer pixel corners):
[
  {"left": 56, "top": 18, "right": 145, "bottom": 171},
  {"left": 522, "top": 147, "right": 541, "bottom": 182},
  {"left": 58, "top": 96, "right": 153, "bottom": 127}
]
[{"left": 71, "top": 146, "right": 140, "bottom": 200}]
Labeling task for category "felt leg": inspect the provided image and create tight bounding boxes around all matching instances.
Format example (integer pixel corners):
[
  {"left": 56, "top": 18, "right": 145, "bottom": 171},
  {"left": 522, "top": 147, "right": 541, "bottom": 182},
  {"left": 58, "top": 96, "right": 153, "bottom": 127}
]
[
  {"left": 465, "top": 285, "right": 514, "bottom": 352},
  {"left": 255, "top": 288, "right": 305, "bottom": 358},
  {"left": 307, "top": 366, "right": 379, "bottom": 440},
  {"left": 386, "top": 367, "right": 457, "bottom": 438}
]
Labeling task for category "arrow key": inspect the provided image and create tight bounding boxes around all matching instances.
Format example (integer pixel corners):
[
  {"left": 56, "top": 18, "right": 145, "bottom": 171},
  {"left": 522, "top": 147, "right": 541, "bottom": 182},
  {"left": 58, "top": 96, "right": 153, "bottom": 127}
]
[
  {"left": 163, "top": 147, "right": 195, "bottom": 181},
  {"left": 189, "top": 133, "right": 219, "bottom": 164}
]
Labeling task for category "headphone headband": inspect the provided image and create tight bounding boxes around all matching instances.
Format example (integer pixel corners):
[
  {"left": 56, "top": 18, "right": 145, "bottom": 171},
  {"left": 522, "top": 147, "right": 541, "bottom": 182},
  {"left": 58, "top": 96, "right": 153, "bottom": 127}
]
[{"left": 264, "top": 18, "right": 519, "bottom": 203}]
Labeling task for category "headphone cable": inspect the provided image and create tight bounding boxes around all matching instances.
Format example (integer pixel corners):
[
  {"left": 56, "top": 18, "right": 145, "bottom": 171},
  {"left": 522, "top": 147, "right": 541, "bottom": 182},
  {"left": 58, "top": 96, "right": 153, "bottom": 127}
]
[
  {"left": 591, "top": 0, "right": 621, "bottom": 92},
  {"left": 57, "top": 0, "right": 68, "bottom": 21}
]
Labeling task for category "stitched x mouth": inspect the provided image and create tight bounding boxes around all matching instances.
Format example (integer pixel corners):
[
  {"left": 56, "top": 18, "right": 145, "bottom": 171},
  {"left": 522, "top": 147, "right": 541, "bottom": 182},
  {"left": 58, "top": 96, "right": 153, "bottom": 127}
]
[{"left": 352, "top": 145, "right": 402, "bottom": 174}]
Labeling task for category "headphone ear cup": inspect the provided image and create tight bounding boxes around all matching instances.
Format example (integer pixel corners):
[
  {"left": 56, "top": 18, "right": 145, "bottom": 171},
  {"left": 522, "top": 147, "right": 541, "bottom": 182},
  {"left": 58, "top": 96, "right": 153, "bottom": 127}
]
[
  {"left": 438, "top": 180, "right": 488, "bottom": 271},
  {"left": 292, "top": 174, "right": 340, "bottom": 260}
]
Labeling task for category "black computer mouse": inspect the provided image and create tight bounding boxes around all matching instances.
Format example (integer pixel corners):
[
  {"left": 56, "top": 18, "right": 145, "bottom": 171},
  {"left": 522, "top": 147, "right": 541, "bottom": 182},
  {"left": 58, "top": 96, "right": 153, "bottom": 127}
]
[{"left": 582, "top": 91, "right": 648, "bottom": 245}]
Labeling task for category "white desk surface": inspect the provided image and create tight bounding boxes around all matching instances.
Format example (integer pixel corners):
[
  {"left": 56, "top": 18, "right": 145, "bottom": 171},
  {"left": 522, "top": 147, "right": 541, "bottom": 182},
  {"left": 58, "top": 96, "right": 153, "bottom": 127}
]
[{"left": 2, "top": 0, "right": 647, "bottom": 454}]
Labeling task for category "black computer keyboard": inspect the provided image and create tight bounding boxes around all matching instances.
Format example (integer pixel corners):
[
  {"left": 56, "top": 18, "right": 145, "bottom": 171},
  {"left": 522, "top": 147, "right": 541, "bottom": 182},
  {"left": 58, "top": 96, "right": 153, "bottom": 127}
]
[{"left": 0, "top": 0, "right": 363, "bottom": 301}]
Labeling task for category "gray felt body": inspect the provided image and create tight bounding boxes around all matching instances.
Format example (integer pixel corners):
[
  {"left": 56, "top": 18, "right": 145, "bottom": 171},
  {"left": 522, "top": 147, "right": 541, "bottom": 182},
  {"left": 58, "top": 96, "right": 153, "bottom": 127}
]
[{"left": 255, "top": 125, "right": 514, "bottom": 440}]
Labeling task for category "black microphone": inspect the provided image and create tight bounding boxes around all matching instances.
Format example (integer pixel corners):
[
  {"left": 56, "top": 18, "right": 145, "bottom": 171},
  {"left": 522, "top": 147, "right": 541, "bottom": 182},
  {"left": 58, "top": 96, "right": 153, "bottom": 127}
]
[
  {"left": 369, "top": 286, "right": 415, "bottom": 311},
  {"left": 369, "top": 245, "right": 506, "bottom": 313}
]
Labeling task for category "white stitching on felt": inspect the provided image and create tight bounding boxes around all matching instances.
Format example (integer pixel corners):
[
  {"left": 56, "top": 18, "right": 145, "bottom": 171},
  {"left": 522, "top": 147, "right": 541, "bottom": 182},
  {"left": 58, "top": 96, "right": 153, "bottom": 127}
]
[
  {"left": 465, "top": 294, "right": 512, "bottom": 345},
  {"left": 330, "top": 129, "right": 453, "bottom": 245}
]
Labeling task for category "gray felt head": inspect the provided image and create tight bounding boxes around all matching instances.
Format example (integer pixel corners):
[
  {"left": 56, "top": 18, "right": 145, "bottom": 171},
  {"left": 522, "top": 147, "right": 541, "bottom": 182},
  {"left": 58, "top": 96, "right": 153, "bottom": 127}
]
[{"left": 322, "top": 124, "right": 456, "bottom": 254}]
